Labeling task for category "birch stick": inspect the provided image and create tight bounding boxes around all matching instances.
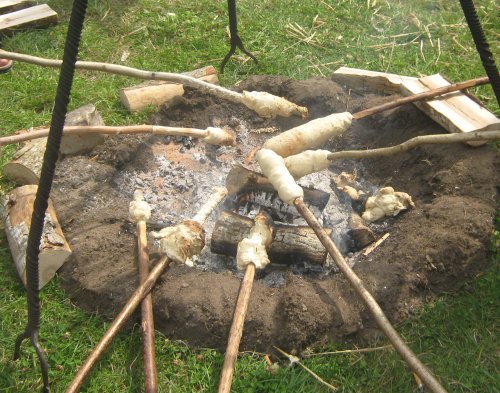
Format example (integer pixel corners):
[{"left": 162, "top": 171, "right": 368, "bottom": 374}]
[
  {"left": 0, "top": 125, "right": 235, "bottom": 146},
  {"left": 0, "top": 50, "right": 307, "bottom": 118}
]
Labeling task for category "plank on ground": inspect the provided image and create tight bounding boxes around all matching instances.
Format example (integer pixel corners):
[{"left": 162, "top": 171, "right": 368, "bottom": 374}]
[
  {"left": 400, "top": 74, "right": 500, "bottom": 146},
  {"left": 0, "top": 4, "right": 57, "bottom": 34},
  {"left": 0, "top": 0, "right": 35, "bottom": 14}
]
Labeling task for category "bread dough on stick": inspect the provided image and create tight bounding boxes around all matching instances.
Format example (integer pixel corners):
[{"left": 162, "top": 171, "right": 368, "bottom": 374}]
[
  {"left": 284, "top": 150, "right": 331, "bottom": 179},
  {"left": 256, "top": 148, "right": 303, "bottom": 205},
  {"left": 263, "top": 112, "right": 352, "bottom": 157}
]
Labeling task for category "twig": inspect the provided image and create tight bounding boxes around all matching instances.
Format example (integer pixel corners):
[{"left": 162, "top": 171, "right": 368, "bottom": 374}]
[
  {"left": 327, "top": 131, "right": 500, "bottom": 161},
  {"left": 304, "top": 344, "right": 393, "bottom": 357},
  {"left": 273, "top": 346, "right": 337, "bottom": 391},
  {"left": 363, "top": 233, "right": 390, "bottom": 256},
  {"left": 293, "top": 198, "right": 447, "bottom": 393},
  {"left": 0, "top": 125, "right": 235, "bottom": 146},
  {"left": 65, "top": 189, "right": 226, "bottom": 393},
  {"left": 353, "top": 75, "right": 492, "bottom": 119}
]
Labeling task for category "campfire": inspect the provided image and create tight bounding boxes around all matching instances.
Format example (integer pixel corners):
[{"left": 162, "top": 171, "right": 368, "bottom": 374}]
[{"left": 2, "top": 73, "right": 499, "bottom": 393}]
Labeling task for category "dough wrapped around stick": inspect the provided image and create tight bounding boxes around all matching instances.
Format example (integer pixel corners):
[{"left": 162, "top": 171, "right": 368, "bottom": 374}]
[
  {"left": 241, "top": 91, "right": 309, "bottom": 119},
  {"left": 263, "top": 112, "right": 352, "bottom": 157},
  {"left": 256, "top": 148, "right": 303, "bottom": 205},
  {"left": 284, "top": 150, "right": 331, "bottom": 179}
]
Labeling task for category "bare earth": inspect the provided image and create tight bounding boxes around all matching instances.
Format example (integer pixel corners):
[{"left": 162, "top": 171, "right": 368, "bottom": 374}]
[{"left": 53, "top": 75, "right": 499, "bottom": 352}]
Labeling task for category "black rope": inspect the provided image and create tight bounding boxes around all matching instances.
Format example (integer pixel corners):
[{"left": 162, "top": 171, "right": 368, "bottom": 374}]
[
  {"left": 13, "top": 1, "right": 88, "bottom": 392},
  {"left": 459, "top": 0, "right": 500, "bottom": 106},
  {"left": 220, "top": 0, "right": 258, "bottom": 73}
]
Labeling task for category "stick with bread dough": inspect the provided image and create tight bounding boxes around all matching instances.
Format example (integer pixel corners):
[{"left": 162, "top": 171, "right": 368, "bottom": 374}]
[{"left": 262, "top": 112, "right": 352, "bottom": 157}]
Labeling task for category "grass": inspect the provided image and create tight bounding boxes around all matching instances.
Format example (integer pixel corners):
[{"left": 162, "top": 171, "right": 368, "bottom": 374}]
[{"left": 0, "top": 0, "right": 499, "bottom": 391}]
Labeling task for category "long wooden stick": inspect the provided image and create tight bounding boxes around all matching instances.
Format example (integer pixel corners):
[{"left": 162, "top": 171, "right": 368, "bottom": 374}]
[
  {"left": 137, "top": 218, "right": 158, "bottom": 393},
  {"left": 65, "top": 189, "right": 226, "bottom": 393},
  {"left": 352, "top": 75, "right": 492, "bottom": 119},
  {"left": 0, "top": 125, "right": 234, "bottom": 146},
  {"left": 327, "top": 130, "right": 500, "bottom": 161},
  {"left": 293, "top": 197, "right": 447, "bottom": 393},
  {"left": 0, "top": 49, "right": 242, "bottom": 103},
  {"left": 218, "top": 263, "right": 256, "bottom": 393}
]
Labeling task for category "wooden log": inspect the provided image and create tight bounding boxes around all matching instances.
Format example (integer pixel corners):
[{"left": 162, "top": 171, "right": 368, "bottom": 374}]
[
  {"left": 349, "top": 213, "right": 375, "bottom": 250},
  {"left": 60, "top": 103, "right": 106, "bottom": 155},
  {"left": 120, "top": 66, "right": 219, "bottom": 112},
  {"left": 211, "top": 211, "right": 331, "bottom": 265},
  {"left": 0, "top": 184, "right": 71, "bottom": 289},
  {"left": 0, "top": 0, "right": 36, "bottom": 14},
  {"left": 0, "top": 4, "right": 58, "bottom": 35},
  {"left": 400, "top": 74, "right": 500, "bottom": 146},
  {"left": 2, "top": 104, "right": 105, "bottom": 185}
]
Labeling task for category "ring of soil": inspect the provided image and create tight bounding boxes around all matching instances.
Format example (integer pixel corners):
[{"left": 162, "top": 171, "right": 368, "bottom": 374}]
[{"left": 54, "top": 75, "right": 499, "bottom": 352}]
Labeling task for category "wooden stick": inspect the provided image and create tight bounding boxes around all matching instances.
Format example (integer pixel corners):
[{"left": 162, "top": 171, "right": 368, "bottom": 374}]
[
  {"left": 65, "top": 189, "right": 226, "bottom": 393},
  {"left": 304, "top": 344, "right": 393, "bottom": 357},
  {"left": 0, "top": 49, "right": 242, "bottom": 103},
  {"left": 218, "top": 262, "right": 256, "bottom": 393},
  {"left": 352, "top": 75, "right": 492, "bottom": 119},
  {"left": 293, "top": 197, "right": 447, "bottom": 393},
  {"left": 0, "top": 50, "right": 308, "bottom": 118},
  {"left": 0, "top": 125, "right": 235, "bottom": 146},
  {"left": 327, "top": 130, "right": 500, "bottom": 161},
  {"left": 131, "top": 191, "right": 158, "bottom": 393}
]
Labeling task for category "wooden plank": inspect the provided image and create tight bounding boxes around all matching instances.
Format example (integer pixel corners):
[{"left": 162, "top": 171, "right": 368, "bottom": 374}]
[
  {"left": 0, "top": 0, "right": 35, "bottom": 14},
  {"left": 332, "top": 66, "right": 417, "bottom": 95},
  {"left": 400, "top": 74, "right": 500, "bottom": 146},
  {"left": 0, "top": 4, "right": 58, "bottom": 34}
]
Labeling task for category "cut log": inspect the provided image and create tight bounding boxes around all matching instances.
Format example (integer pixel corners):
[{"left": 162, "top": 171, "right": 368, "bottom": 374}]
[
  {"left": 60, "top": 103, "right": 105, "bottom": 155},
  {"left": 2, "top": 104, "right": 105, "bottom": 185},
  {"left": 332, "top": 67, "right": 417, "bottom": 95},
  {"left": 0, "top": 4, "right": 58, "bottom": 34},
  {"left": 0, "top": 184, "right": 71, "bottom": 289},
  {"left": 211, "top": 211, "right": 332, "bottom": 265},
  {"left": 400, "top": 74, "right": 500, "bottom": 146},
  {"left": 348, "top": 213, "right": 375, "bottom": 250},
  {"left": 120, "top": 66, "right": 219, "bottom": 112},
  {"left": 0, "top": 0, "right": 36, "bottom": 14}
]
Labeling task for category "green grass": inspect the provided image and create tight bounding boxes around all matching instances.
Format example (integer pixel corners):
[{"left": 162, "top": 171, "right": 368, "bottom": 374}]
[{"left": 1, "top": 0, "right": 499, "bottom": 391}]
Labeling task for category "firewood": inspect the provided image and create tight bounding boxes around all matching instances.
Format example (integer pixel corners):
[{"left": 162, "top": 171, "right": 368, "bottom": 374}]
[
  {"left": 2, "top": 104, "right": 105, "bottom": 185},
  {"left": 0, "top": 0, "right": 36, "bottom": 14},
  {"left": 349, "top": 213, "right": 375, "bottom": 250},
  {"left": 120, "top": 66, "right": 219, "bottom": 112},
  {"left": 0, "top": 185, "right": 71, "bottom": 289},
  {"left": 400, "top": 74, "right": 500, "bottom": 146},
  {"left": 211, "top": 211, "right": 331, "bottom": 265},
  {"left": 0, "top": 4, "right": 57, "bottom": 34}
]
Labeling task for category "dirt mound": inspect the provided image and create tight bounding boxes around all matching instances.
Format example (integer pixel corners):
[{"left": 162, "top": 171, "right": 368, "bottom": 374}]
[{"left": 54, "top": 75, "right": 499, "bottom": 352}]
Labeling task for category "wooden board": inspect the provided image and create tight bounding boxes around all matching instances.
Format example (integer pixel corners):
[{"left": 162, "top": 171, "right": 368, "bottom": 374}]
[
  {"left": 0, "top": 0, "right": 35, "bottom": 14},
  {"left": 0, "top": 4, "right": 57, "bottom": 34},
  {"left": 400, "top": 74, "right": 500, "bottom": 146},
  {"left": 332, "top": 66, "right": 417, "bottom": 95}
]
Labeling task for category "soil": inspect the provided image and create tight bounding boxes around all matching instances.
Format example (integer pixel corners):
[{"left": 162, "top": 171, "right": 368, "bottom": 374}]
[{"left": 52, "top": 75, "right": 500, "bottom": 353}]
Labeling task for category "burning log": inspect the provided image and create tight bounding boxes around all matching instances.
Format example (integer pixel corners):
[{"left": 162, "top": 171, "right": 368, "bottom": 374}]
[
  {"left": 120, "top": 65, "right": 219, "bottom": 112},
  {"left": 211, "top": 211, "right": 332, "bottom": 265},
  {"left": 225, "top": 166, "right": 330, "bottom": 213},
  {"left": 0, "top": 185, "right": 71, "bottom": 289}
]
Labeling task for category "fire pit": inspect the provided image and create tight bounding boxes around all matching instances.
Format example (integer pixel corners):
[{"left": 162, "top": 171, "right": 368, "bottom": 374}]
[{"left": 53, "top": 75, "right": 499, "bottom": 351}]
